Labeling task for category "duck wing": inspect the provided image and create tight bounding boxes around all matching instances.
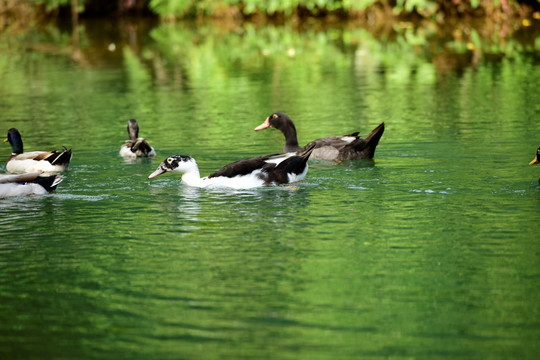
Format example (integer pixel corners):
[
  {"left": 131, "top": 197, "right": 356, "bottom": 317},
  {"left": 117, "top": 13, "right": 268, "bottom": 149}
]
[
  {"left": 342, "top": 122, "right": 385, "bottom": 160},
  {"left": 0, "top": 172, "right": 63, "bottom": 192},
  {"left": 131, "top": 138, "right": 155, "bottom": 156},
  {"left": 208, "top": 153, "right": 283, "bottom": 179},
  {"left": 305, "top": 123, "right": 384, "bottom": 161},
  {"left": 262, "top": 143, "right": 316, "bottom": 185},
  {"left": 302, "top": 136, "right": 357, "bottom": 161},
  {"left": 14, "top": 148, "right": 72, "bottom": 166},
  {"left": 31, "top": 173, "right": 63, "bottom": 192},
  {"left": 307, "top": 135, "right": 359, "bottom": 150},
  {"left": 45, "top": 147, "right": 72, "bottom": 166},
  {"left": 0, "top": 172, "right": 42, "bottom": 184}
]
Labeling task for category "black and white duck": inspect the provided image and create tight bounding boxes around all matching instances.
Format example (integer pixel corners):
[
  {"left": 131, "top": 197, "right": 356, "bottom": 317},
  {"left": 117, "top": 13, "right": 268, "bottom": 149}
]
[
  {"left": 4, "top": 128, "right": 72, "bottom": 173},
  {"left": 530, "top": 147, "right": 540, "bottom": 185},
  {"left": 255, "top": 112, "right": 385, "bottom": 162},
  {"left": 148, "top": 144, "right": 315, "bottom": 189},
  {"left": 120, "top": 119, "right": 156, "bottom": 158},
  {"left": 0, "top": 172, "right": 63, "bottom": 198}
]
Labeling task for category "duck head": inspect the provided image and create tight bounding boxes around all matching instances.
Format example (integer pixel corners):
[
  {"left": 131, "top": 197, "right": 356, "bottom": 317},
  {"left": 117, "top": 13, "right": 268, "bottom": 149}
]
[
  {"left": 4, "top": 128, "right": 23, "bottom": 154},
  {"left": 255, "top": 112, "right": 295, "bottom": 133},
  {"left": 530, "top": 147, "right": 540, "bottom": 166},
  {"left": 127, "top": 119, "right": 140, "bottom": 141},
  {"left": 148, "top": 155, "right": 198, "bottom": 179}
]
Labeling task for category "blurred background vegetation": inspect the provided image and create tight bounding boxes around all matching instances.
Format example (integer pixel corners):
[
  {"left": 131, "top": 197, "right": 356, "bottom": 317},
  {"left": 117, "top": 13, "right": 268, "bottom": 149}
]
[
  {"left": 0, "top": 0, "right": 538, "bottom": 76},
  {"left": 0, "top": 0, "right": 539, "bottom": 21},
  {"left": 0, "top": 0, "right": 537, "bottom": 88}
]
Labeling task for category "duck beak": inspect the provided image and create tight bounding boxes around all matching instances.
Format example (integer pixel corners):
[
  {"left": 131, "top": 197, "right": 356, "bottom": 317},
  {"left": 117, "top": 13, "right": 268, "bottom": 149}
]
[
  {"left": 530, "top": 158, "right": 539, "bottom": 165},
  {"left": 148, "top": 163, "right": 167, "bottom": 179},
  {"left": 254, "top": 117, "right": 271, "bottom": 131},
  {"left": 3, "top": 137, "right": 8, "bottom": 143}
]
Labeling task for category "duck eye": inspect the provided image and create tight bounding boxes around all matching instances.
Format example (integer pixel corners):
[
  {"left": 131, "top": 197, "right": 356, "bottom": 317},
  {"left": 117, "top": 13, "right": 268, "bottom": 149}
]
[
  {"left": 167, "top": 158, "right": 173, "bottom": 163},
  {"left": 272, "top": 114, "right": 278, "bottom": 119}
]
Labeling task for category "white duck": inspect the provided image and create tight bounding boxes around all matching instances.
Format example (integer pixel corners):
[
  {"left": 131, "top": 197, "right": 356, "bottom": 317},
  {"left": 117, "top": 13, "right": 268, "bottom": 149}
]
[
  {"left": 0, "top": 172, "right": 63, "bottom": 198},
  {"left": 148, "top": 144, "right": 315, "bottom": 189},
  {"left": 120, "top": 119, "right": 156, "bottom": 158},
  {"left": 4, "top": 128, "right": 72, "bottom": 173}
]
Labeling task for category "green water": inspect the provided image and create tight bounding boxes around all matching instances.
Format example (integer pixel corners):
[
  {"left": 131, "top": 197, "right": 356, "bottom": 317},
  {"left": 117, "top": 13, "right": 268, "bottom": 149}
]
[{"left": 1, "top": 19, "right": 539, "bottom": 359}]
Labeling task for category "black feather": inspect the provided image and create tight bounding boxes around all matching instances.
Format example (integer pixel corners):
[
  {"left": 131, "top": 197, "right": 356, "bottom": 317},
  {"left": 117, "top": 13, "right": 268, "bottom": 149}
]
[
  {"left": 45, "top": 147, "right": 73, "bottom": 167},
  {"left": 31, "top": 174, "right": 63, "bottom": 192},
  {"left": 208, "top": 153, "right": 281, "bottom": 178},
  {"left": 260, "top": 144, "right": 315, "bottom": 185}
]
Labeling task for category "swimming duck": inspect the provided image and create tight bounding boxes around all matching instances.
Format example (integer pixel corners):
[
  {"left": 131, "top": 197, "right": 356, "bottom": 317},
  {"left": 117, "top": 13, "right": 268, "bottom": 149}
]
[
  {"left": 255, "top": 112, "right": 385, "bottom": 161},
  {"left": 4, "top": 128, "right": 72, "bottom": 173},
  {"left": 120, "top": 119, "right": 156, "bottom": 158},
  {"left": 530, "top": 147, "right": 540, "bottom": 184},
  {"left": 0, "top": 172, "right": 63, "bottom": 198},
  {"left": 148, "top": 144, "right": 315, "bottom": 189}
]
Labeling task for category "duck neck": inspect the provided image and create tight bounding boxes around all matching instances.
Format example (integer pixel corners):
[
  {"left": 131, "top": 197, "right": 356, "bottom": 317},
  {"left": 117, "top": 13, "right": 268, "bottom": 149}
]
[
  {"left": 9, "top": 138, "right": 23, "bottom": 154},
  {"left": 181, "top": 169, "right": 203, "bottom": 187},
  {"left": 282, "top": 126, "right": 301, "bottom": 153}
]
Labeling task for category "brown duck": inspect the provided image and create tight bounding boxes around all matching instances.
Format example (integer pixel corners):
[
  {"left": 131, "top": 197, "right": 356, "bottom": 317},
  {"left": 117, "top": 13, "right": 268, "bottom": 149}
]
[{"left": 255, "top": 112, "right": 384, "bottom": 162}]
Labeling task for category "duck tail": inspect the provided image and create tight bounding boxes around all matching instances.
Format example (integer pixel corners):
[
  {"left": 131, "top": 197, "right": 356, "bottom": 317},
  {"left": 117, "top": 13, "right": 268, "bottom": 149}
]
[
  {"left": 299, "top": 142, "right": 317, "bottom": 162},
  {"left": 49, "top": 148, "right": 73, "bottom": 168},
  {"left": 132, "top": 139, "right": 153, "bottom": 155},
  {"left": 352, "top": 122, "right": 385, "bottom": 159},
  {"left": 273, "top": 143, "right": 316, "bottom": 176},
  {"left": 32, "top": 174, "right": 63, "bottom": 193}
]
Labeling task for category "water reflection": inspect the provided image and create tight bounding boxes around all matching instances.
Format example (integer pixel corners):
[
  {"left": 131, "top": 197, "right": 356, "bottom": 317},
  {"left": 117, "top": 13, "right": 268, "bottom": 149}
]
[
  {"left": 148, "top": 177, "right": 312, "bottom": 236},
  {"left": 0, "top": 197, "right": 51, "bottom": 235},
  {"left": 122, "top": 156, "right": 156, "bottom": 165},
  {"left": 1, "top": 17, "right": 537, "bottom": 77}
]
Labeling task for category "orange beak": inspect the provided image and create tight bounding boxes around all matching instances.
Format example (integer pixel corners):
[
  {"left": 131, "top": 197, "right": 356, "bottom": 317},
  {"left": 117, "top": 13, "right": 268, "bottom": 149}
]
[{"left": 254, "top": 117, "right": 271, "bottom": 131}]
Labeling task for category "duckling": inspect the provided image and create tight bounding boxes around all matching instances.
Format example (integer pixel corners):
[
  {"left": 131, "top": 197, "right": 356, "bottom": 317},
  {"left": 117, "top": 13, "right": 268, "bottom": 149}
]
[
  {"left": 120, "top": 119, "right": 156, "bottom": 158},
  {"left": 255, "top": 112, "right": 384, "bottom": 161},
  {"left": 4, "top": 128, "right": 72, "bottom": 173}
]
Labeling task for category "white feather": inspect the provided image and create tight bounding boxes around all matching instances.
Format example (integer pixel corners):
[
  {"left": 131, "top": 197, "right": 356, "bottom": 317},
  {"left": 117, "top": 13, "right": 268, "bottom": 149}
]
[
  {"left": 119, "top": 145, "right": 137, "bottom": 158},
  {"left": 0, "top": 183, "right": 49, "bottom": 198},
  {"left": 197, "top": 171, "right": 266, "bottom": 189},
  {"left": 340, "top": 136, "right": 356, "bottom": 143},
  {"left": 6, "top": 155, "right": 67, "bottom": 173},
  {"left": 287, "top": 163, "right": 309, "bottom": 184},
  {"left": 263, "top": 152, "right": 296, "bottom": 165},
  {"left": 172, "top": 158, "right": 264, "bottom": 189},
  {"left": 119, "top": 139, "right": 156, "bottom": 158}
]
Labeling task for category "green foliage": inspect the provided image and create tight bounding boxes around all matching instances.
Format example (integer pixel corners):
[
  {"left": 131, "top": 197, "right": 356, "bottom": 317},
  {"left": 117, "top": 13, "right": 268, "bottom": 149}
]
[
  {"left": 149, "top": 0, "right": 193, "bottom": 17},
  {"left": 342, "top": 0, "right": 379, "bottom": 11},
  {"left": 35, "top": 0, "right": 87, "bottom": 12},
  {"left": 14, "top": 0, "right": 540, "bottom": 18},
  {"left": 147, "top": 0, "right": 358, "bottom": 16},
  {"left": 144, "top": 0, "right": 530, "bottom": 17},
  {"left": 35, "top": 0, "right": 71, "bottom": 11},
  {"left": 394, "top": 0, "right": 438, "bottom": 14}
]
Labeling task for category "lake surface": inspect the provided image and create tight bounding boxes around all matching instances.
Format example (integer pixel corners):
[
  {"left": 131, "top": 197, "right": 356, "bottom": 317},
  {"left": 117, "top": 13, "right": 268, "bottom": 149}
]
[{"left": 1, "top": 18, "right": 539, "bottom": 359}]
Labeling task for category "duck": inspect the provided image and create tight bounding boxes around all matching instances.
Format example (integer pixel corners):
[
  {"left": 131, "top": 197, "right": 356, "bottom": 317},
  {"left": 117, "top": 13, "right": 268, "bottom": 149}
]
[
  {"left": 120, "top": 119, "right": 156, "bottom": 158},
  {"left": 255, "top": 112, "right": 385, "bottom": 162},
  {"left": 148, "top": 144, "right": 316, "bottom": 189},
  {"left": 530, "top": 147, "right": 540, "bottom": 184},
  {"left": 0, "top": 172, "right": 63, "bottom": 198},
  {"left": 4, "top": 128, "right": 72, "bottom": 173}
]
